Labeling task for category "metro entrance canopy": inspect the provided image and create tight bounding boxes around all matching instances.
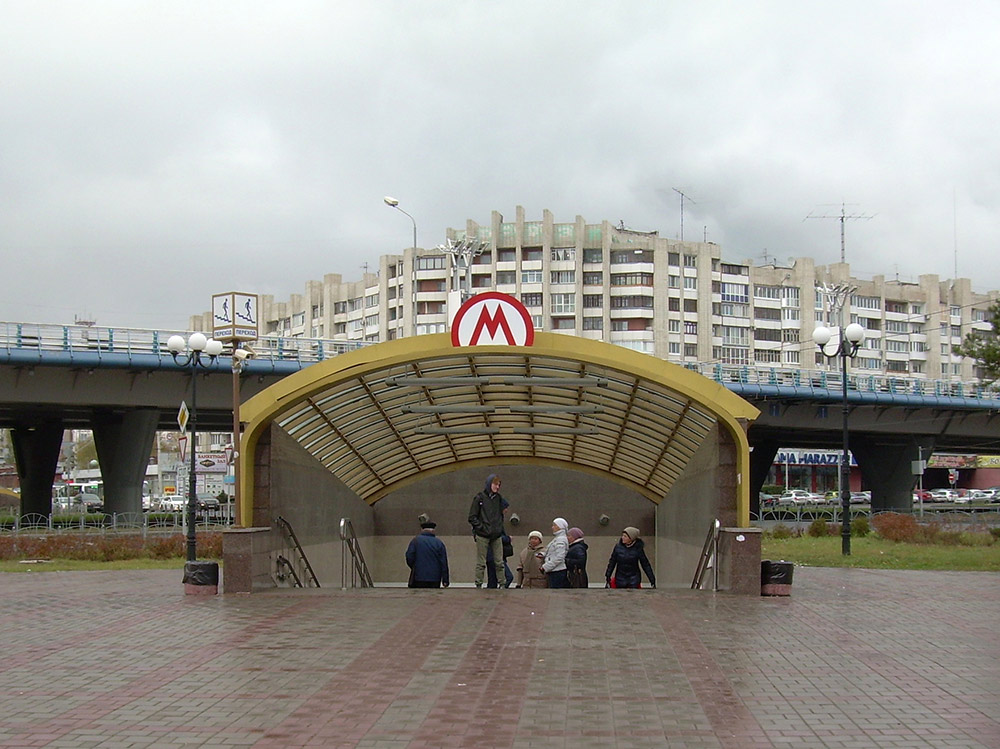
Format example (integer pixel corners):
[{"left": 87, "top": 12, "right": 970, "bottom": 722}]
[{"left": 237, "top": 295, "right": 759, "bottom": 526}]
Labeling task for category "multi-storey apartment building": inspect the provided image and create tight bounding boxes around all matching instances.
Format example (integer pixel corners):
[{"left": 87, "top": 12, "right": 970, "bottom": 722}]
[{"left": 190, "top": 207, "right": 997, "bottom": 382}]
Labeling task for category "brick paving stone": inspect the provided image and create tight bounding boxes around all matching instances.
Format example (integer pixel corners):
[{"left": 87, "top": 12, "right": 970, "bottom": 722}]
[{"left": 0, "top": 568, "right": 997, "bottom": 747}]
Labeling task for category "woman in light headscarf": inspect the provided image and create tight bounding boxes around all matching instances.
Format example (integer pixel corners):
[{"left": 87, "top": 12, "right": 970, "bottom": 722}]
[{"left": 540, "top": 517, "right": 570, "bottom": 588}]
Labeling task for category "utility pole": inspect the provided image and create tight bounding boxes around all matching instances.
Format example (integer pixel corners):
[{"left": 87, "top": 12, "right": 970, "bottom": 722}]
[{"left": 805, "top": 203, "right": 874, "bottom": 263}]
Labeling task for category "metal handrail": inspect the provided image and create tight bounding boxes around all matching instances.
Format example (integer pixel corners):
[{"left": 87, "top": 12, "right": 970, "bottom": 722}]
[
  {"left": 274, "top": 515, "right": 320, "bottom": 588},
  {"left": 339, "top": 518, "right": 373, "bottom": 590},
  {"left": 691, "top": 519, "right": 720, "bottom": 591},
  {"left": 275, "top": 555, "right": 303, "bottom": 587}
]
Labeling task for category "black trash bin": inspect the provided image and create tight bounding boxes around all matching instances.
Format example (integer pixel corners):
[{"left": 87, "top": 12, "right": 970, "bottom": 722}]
[
  {"left": 183, "top": 561, "right": 219, "bottom": 596},
  {"left": 761, "top": 560, "right": 793, "bottom": 596}
]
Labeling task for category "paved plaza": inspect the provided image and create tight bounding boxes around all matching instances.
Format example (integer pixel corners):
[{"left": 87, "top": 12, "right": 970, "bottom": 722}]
[{"left": 0, "top": 567, "right": 997, "bottom": 748}]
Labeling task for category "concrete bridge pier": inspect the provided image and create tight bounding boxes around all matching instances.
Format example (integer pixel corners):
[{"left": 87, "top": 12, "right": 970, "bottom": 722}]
[
  {"left": 91, "top": 409, "right": 160, "bottom": 514},
  {"left": 11, "top": 419, "right": 64, "bottom": 515},
  {"left": 748, "top": 438, "right": 780, "bottom": 513},
  {"left": 852, "top": 433, "right": 935, "bottom": 512}
]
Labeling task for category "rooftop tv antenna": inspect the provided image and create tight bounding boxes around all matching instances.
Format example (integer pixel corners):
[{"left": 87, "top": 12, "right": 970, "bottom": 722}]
[
  {"left": 672, "top": 188, "right": 696, "bottom": 241},
  {"left": 805, "top": 202, "right": 874, "bottom": 263}
]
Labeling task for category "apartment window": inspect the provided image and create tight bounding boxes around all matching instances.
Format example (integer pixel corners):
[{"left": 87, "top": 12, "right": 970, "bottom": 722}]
[
  {"left": 473, "top": 251, "right": 492, "bottom": 265},
  {"left": 885, "top": 320, "right": 908, "bottom": 334},
  {"left": 886, "top": 340, "right": 909, "bottom": 353},
  {"left": 950, "top": 306, "right": 961, "bottom": 318},
  {"left": 910, "top": 322, "right": 925, "bottom": 334},
  {"left": 583, "top": 248, "right": 603, "bottom": 263},
  {"left": 416, "top": 256, "right": 446, "bottom": 270},
  {"left": 951, "top": 325, "right": 962, "bottom": 337},
  {"left": 364, "top": 314, "right": 378, "bottom": 327},
  {"left": 716, "top": 325, "right": 749, "bottom": 346},
  {"left": 668, "top": 252, "right": 680, "bottom": 266},
  {"left": 684, "top": 321, "right": 697, "bottom": 335},
  {"left": 721, "top": 283, "right": 748, "bottom": 303},
  {"left": 523, "top": 247, "right": 543, "bottom": 262},
  {"left": 416, "top": 301, "right": 445, "bottom": 314},
  {"left": 582, "top": 317, "right": 603, "bottom": 331},
  {"left": 416, "top": 323, "right": 447, "bottom": 335},
  {"left": 668, "top": 275, "right": 680, "bottom": 288},
  {"left": 610, "top": 295, "right": 654, "bottom": 309},
  {"left": 972, "top": 308, "right": 988, "bottom": 322},
  {"left": 334, "top": 301, "right": 347, "bottom": 314},
  {"left": 754, "top": 328, "right": 782, "bottom": 342},
  {"left": 311, "top": 304, "right": 323, "bottom": 318},
  {"left": 292, "top": 312, "right": 305, "bottom": 327},
  {"left": 683, "top": 299, "right": 698, "bottom": 313},
  {"left": 496, "top": 270, "right": 516, "bottom": 285},
  {"left": 720, "top": 263, "right": 748, "bottom": 275},
  {"left": 783, "top": 350, "right": 800, "bottom": 365},
  {"left": 365, "top": 293, "right": 379, "bottom": 308},
  {"left": 852, "top": 295, "right": 881, "bottom": 310},
  {"left": 551, "top": 247, "right": 576, "bottom": 262},
  {"left": 610, "top": 250, "right": 652, "bottom": 264},
  {"left": 756, "top": 350, "right": 781, "bottom": 363},
  {"left": 668, "top": 319, "right": 680, "bottom": 333},
  {"left": 755, "top": 307, "right": 781, "bottom": 321},
  {"left": 611, "top": 272, "right": 653, "bottom": 286},
  {"left": 684, "top": 344, "right": 697, "bottom": 357},
  {"left": 551, "top": 293, "right": 576, "bottom": 314},
  {"left": 471, "top": 274, "right": 491, "bottom": 288},
  {"left": 754, "top": 285, "right": 781, "bottom": 300},
  {"left": 782, "top": 308, "right": 800, "bottom": 321},
  {"left": 531, "top": 315, "right": 542, "bottom": 328},
  {"left": 886, "top": 301, "right": 907, "bottom": 314},
  {"left": 552, "top": 317, "right": 575, "bottom": 329},
  {"left": 583, "top": 294, "right": 603, "bottom": 308},
  {"left": 718, "top": 302, "right": 749, "bottom": 317},
  {"left": 683, "top": 254, "right": 697, "bottom": 268},
  {"left": 497, "top": 249, "right": 515, "bottom": 263},
  {"left": 714, "top": 347, "right": 749, "bottom": 365},
  {"left": 782, "top": 287, "right": 800, "bottom": 307},
  {"left": 334, "top": 322, "right": 346, "bottom": 334},
  {"left": 521, "top": 293, "right": 542, "bottom": 307},
  {"left": 669, "top": 342, "right": 681, "bottom": 355},
  {"left": 668, "top": 298, "right": 680, "bottom": 312},
  {"left": 683, "top": 276, "right": 698, "bottom": 290},
  {"left": 387, "top": 287, "right": 396, "bottom": 301},
  {"left": 551, "top": 270, "right": 576, "bottom": 285},
  {"left": 583, "top": 271, "right": 603, "bottom": 285},
  {"left": 885, "top": 361, "right": 908, "bottom": 373}
]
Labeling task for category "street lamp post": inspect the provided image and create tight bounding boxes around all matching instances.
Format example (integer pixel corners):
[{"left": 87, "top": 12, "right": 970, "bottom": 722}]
[
  {"left": 812, "top": 321, "right": 865, "bottom": 555},
  {"left": 168, "top": 332, "right": 223, "bottom": 561},
  {"left": 230, "top": 346, "right": 253, "bottom": 527},
  {"left": 384, "top": 196, "right": 417, "bottom": 251}
]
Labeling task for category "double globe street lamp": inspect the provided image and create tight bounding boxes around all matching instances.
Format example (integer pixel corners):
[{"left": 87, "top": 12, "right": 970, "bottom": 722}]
[
  {"left": 812, "top": 321, "right": 865, "bottom": 556},
  {"left": 168, "top": 332, "right": 224, "bottom": 562}
]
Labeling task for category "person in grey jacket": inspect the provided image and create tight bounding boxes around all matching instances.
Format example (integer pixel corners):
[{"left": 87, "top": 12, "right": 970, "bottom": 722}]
[
  {"left": 468, "top": 473, "right": 507, "bottom": 588},
  {"left": 540, "top": 517, "right": 570, "bottom": 588}
]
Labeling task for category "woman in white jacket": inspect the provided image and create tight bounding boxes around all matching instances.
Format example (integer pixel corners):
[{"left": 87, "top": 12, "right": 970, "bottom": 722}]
[{"left": 541, "top": 517, "right": 570, "bottom": 588}]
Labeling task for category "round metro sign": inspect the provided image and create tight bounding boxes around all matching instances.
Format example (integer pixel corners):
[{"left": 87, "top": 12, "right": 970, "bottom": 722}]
[{"left": 451, "top": 292, "right": 535, "bottom": 347}]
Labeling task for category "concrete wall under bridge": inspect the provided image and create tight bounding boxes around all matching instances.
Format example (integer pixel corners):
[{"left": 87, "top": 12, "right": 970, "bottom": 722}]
[{"left": 222, "top": 329, "right": 761, "bottom": 595}]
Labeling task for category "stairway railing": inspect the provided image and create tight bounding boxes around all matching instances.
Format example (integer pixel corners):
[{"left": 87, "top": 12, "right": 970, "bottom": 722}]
[
  {"left": 274, "top": 515, "right": 320, "bottom": 588},
  {"left": 339, "top": 517, "right": 373, "bottom": 590}
]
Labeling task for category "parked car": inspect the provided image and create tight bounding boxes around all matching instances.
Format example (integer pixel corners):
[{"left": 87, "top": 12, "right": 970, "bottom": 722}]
[
  {"left": 929, "top": 489, "right": 958, "bottom": 502},
  {"left": 849, "top": 491, "right": 870, "bottom": 504},
  {"left": 158, "top": 496, "right": 186, "bottom": 512},
  {"left": 779, "top": 489, "right": 824, "bottom": 505},
  {"left": 55, "top": 492, "right": 103, "bottom": 513},
  {"left": 758, "top": 493, "right": 779, "bottom": 507}
]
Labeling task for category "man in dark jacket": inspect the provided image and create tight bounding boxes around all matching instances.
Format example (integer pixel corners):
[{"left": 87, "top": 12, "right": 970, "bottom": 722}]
[
  {"left": 468, "top": 473, "right": 507, "bottom": 588},
  {"left": 405, "top": 521, "right": 450, "bottom": 588},
  {"left": 605, "top": 526, "right": 656, "bottom": 589}
]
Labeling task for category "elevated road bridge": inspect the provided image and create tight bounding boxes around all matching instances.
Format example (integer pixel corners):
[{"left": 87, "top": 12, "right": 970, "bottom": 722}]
[{"left": 3, "top": 321, "right": 999, "bottom": 516}]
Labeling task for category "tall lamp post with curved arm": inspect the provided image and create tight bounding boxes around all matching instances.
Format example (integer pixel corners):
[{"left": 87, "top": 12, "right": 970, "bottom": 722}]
[
  {"left": 383, "top": 196, "right": 416, "bottom": 251},
  {"left": 812, "top": 321, "right": 865, "bottom": 555},
  {"left": 168, "top": 332, "right": 224, "bottom": 562}
]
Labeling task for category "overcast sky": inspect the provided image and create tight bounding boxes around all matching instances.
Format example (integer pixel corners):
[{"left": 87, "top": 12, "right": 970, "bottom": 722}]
[{"left": 2, "top": 1, "right": 998, "bottom": 330}]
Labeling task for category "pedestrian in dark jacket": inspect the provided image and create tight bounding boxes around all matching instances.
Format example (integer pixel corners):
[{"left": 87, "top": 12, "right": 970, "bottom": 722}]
[
  {"left": 405, "top": 521, "right": 449, "bottom": 588},
  {"left": 468, "top": 473, "right": 507, "bottom": 588},
  {"left": 487, "top": 531, "right": 515, "bottom": 588},
  {"left": 565, "top": 527, "right": 589, "bottom": 588},
  {"left": 605, "top": 526, "right": 655, "bottom": 589}
]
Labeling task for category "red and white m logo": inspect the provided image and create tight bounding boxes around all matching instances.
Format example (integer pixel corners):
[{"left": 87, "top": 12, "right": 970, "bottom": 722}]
[{"left": 451, "top": 292, "right": 535, "bottom": 347}]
